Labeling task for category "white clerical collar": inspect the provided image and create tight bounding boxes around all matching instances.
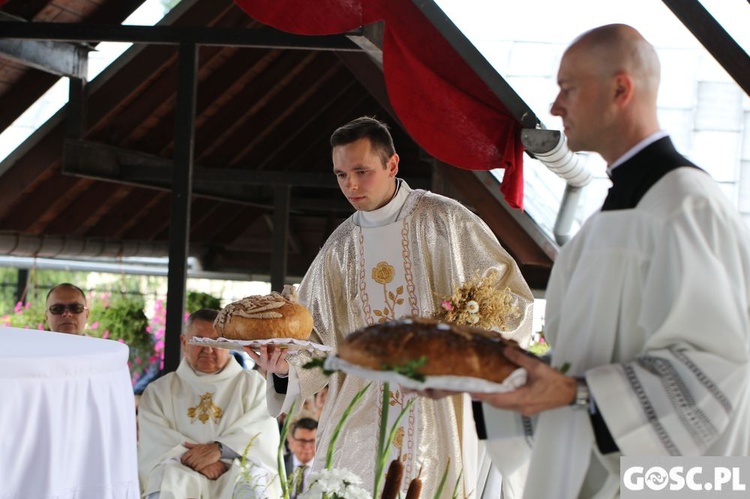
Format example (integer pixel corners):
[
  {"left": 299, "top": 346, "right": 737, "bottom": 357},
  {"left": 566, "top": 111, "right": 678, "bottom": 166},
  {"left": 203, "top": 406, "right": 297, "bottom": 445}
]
[
  {"left": 354, "top": 179, "right": 412, "bottom": 228},
  {"left": 607, "top": 130, "right": 669, "bottom": 175}
]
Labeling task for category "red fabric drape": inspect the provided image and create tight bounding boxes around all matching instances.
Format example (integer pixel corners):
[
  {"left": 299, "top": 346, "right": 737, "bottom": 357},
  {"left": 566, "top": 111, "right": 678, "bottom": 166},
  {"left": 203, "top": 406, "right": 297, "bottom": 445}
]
[{"left": 234, "top": 0, "right": 524, "bottom": 209}]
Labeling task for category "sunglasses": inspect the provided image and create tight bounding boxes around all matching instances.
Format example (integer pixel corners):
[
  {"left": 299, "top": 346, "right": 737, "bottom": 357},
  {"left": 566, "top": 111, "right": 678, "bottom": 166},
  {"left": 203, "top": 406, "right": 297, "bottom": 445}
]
[{"left": 48, "top": 303, "right": 87, "bottom": 315}]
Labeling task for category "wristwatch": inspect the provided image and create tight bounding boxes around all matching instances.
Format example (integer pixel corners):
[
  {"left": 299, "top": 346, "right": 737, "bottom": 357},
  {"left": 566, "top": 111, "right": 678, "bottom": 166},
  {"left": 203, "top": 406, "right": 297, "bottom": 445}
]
[{"left": 571, "top": 377, "right": 591, "bottom": 410}]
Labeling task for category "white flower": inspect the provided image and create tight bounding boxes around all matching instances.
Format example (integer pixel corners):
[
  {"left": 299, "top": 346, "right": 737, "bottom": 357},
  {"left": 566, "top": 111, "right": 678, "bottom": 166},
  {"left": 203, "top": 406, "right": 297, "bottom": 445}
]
[
  {"left": 468, "top": 313, "right": 480, "bottom": 324},
  {"left": 298, "top": 468, "right": 370, "bottom": 499},
  {"left": 466, "top": 300, "right": 479, "bottom": 314}
]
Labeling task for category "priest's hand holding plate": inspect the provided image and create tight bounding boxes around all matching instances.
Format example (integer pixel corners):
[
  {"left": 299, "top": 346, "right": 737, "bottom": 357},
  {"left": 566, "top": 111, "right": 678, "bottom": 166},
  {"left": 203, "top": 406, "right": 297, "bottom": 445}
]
[
  {"left": 214, "top": 286, "right": 315, "bottom": 377},
  {"left": 470, "top": 346, "right": 577, "bottom": 416},
  {"left": 244, "top": 344, "right": 290, "bottom": 376}
]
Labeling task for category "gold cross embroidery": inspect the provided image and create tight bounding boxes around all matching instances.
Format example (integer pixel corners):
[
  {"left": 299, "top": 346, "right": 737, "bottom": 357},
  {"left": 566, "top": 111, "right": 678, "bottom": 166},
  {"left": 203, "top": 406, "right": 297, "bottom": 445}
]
[{"left": 187, "top": 392, "right": 223, "bottom": 424}]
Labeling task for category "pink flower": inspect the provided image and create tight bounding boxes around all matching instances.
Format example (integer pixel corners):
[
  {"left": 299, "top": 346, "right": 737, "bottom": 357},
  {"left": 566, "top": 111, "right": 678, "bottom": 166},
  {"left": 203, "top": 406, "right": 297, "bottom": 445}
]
[
  {"left": 14, "top": 302, "right": 22, "bottom": 313},
  {"left": 89, "top": 321, "right": 99, "bottom": 331},
  {"left": 441, "top": 300, "right": 454, "bottom": 312},
  {"left": 102, "top": 331, "right": 110, "bottom": 339}
]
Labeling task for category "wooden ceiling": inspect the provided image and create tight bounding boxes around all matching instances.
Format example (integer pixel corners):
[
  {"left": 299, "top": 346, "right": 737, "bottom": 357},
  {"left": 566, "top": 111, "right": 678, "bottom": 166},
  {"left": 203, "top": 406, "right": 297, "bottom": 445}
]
[{"left": 0, "top": 0, "right": 558, "bottom": 290}]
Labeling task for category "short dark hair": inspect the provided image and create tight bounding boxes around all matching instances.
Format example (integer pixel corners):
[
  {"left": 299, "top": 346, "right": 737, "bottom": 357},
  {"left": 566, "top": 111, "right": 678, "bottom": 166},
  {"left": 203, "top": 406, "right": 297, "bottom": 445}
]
[
  {"left": 330, "top": 116, "right": 396, "bottom": 167},
  {"left": 185, "top": 308, "right": 219, "bottom": 333},
  {"left": 46, "top": 283, "right": 87, "bottom": 303},
  {"left": 291, "top": 417, "right": 318, "bottom": 436}
]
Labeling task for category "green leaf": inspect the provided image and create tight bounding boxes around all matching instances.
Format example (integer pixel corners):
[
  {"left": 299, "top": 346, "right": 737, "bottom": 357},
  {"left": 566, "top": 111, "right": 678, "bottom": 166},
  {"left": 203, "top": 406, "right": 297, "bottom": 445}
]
[
  {"left": 278, "top": 400, "right": 297, "bottom": 498},
  {"left": 326, "top": 383, "right": 371, "bottom": 469},
  {"left": 451, "top": 468, "right": 464, "bottom": 499},
  {"left": 381, "top": 356, "right": 428, "bottom": 382},
  {"left": 302, "top": 357, "right": 337, "bottom": 376},
  {"left": 432, "top": 460, "right": 450, "bottom": 499}
]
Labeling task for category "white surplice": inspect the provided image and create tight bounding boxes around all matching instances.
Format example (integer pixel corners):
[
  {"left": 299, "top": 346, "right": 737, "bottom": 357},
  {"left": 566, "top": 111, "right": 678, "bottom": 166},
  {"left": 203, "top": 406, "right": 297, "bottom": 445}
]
[
  {"left": 268, "top": 181, "right": 534, "bottom": 498},
  {"left": 485, "top": 167, "right": 750, "bottom": 499},
  {"left": 138, "top": 358, "right": 281, "bottom": 499}
]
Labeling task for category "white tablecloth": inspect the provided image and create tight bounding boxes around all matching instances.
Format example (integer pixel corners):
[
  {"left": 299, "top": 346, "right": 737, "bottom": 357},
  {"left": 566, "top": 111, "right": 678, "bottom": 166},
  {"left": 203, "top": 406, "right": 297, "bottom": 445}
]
[{"left": 0, "top": 327, "right": 139, "bottom": 499}]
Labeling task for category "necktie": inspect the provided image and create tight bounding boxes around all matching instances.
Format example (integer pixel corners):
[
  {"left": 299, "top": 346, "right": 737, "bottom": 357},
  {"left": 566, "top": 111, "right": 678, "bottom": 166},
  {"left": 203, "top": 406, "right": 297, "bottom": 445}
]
[{"left": 295, "top": 464, "right": 308, "bottom": 497}]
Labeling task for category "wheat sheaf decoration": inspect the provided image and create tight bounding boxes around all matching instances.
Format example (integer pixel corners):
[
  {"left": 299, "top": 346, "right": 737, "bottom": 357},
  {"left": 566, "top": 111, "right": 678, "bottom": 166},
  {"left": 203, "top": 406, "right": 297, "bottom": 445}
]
[{"left": 433, "top": 268, "right": 520, "bottom": 331}]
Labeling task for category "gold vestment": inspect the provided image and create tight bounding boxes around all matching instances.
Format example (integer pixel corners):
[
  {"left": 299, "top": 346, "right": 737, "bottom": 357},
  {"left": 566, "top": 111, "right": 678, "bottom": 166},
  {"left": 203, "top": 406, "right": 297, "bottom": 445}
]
[{"left": 289, "top": 188, "right": 533, "bottom": 498}]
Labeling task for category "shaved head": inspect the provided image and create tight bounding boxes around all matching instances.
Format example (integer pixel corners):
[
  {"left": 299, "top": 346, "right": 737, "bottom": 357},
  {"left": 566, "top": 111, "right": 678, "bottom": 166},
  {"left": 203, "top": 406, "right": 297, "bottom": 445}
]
[
  {"left": 569, "top": 24, "right": 660, "bottom": 106},
  {"left": 551, "top": 24, "right": 662, "bottom": 163}
]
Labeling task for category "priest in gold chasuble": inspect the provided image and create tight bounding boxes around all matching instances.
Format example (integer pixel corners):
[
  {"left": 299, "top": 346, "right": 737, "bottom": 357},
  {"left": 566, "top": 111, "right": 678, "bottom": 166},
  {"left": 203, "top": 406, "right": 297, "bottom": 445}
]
[{"left": 257, "top": 117, "right": 534, "bottom": 498}]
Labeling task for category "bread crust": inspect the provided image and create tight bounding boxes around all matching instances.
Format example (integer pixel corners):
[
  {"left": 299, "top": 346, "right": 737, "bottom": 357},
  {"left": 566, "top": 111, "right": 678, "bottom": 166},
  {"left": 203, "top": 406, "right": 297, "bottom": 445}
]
[
  {"left": 338, "top": 317, "right": 519, "bottom": 383},
  {"left": 214, "top": 293, "right": 314, "bottom": 340}
]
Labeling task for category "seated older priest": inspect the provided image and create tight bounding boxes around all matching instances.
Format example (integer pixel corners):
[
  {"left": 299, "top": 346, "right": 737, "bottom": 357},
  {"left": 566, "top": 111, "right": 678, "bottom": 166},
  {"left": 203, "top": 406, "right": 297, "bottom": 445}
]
[{"left": 138, "top": 309, "right": 280, "bottom": 499}]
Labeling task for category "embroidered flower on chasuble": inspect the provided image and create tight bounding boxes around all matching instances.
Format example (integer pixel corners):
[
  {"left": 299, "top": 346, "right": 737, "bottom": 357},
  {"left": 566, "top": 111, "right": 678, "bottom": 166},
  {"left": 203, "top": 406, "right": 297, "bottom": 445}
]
[
  {"left": 388, "top": 388, "right": 410, "bottom": 463},
  {"left": 371, "top": 261, "right": 405, "bottom": 323},
  {"left": 372, "top": 261, "right": 395, "bottom": 284},
  {"left": 393, "top": 426, "right": 405, "bottom": 453},
  {"left": 187, "top": 392, "right": 223, "bottom": 424}
]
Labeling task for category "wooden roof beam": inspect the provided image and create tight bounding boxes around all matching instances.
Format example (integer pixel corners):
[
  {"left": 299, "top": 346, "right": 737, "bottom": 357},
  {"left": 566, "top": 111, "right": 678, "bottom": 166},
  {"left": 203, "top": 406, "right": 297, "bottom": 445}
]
[
  {"left": 0, "top": 22, "right": 363, "bottom": 51},
  {"left": 661, "top": 0, "right": 750, "bottom": 96},
  {"left": 63, "top": 139, "right": 430, "bottom": 191}
]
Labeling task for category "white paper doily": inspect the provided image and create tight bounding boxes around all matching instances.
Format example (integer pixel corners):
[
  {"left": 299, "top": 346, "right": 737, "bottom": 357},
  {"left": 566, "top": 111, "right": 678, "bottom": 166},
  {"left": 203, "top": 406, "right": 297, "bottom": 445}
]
[
  {"left": 188, "top": 337, "right": 332, "bottom": 354},
  {"left": 323, "top": 356, "right": 527, "bottom": 394}
]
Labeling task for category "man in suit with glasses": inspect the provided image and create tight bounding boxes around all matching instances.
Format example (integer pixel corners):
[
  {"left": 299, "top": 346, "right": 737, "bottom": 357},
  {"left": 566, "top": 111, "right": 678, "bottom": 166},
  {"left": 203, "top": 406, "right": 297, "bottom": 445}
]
[
  {"left": 285, "top": 417, "right": 317, "bottom": 498},
  {"left": 45, "top": 282, "right": 89, "bottom": 335}
]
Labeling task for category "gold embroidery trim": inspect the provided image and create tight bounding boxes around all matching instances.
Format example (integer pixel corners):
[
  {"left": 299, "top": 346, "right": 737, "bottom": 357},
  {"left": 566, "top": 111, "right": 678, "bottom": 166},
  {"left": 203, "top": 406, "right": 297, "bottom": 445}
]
[
  {"left": 187, "top": 392, "right": 223, "bottom": 424},
  {"left": 358, "top": 227, "right": 374, "bottom": 325},
  {"left": 401, "top": 219, "right": 420, "bottom": 316}
]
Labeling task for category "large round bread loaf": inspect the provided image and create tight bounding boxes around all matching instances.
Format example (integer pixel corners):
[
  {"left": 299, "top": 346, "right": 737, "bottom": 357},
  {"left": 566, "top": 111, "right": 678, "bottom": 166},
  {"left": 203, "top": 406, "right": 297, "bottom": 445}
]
[
  {"left": 338, "top": 317, "right": 519, "bottom": 383},
  {"left": 214, "top": 291, "right": 314, "bottom": 340}
]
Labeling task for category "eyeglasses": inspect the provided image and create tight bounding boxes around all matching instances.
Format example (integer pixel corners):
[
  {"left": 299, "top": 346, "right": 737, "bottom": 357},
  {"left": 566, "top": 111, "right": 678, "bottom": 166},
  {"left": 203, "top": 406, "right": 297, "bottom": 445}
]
[
  {"left": 48, "top": 303, "right": 87, "bottom": 315},
  {"left": 293, "top": 437, "right": 316, "bottom": 446}
]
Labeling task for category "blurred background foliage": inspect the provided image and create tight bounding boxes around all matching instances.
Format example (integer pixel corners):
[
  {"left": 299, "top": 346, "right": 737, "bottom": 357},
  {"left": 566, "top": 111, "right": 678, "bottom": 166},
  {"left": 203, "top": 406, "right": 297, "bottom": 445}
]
[{"left": 1, "top": 267, "right": 222, "bottom": 384}]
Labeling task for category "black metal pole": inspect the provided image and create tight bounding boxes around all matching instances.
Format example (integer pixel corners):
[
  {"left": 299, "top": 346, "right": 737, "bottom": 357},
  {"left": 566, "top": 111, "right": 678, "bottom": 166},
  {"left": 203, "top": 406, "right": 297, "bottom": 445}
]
[
  {"left": 15, "top": 268, "right": 29, "bottom": 305},
  {"left": 163, "top": 42, "right": 197, "bottom": 374},
  {"left": 271, "top": 185, "right": 290, "bottom": 292},
  {"left": 66, "top": 77, "right": 87, "bottom": 140}
]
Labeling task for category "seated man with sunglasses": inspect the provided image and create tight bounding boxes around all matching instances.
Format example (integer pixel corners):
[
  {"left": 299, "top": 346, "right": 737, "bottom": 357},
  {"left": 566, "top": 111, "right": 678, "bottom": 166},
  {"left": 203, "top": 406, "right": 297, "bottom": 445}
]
[{"left": 45, "top": 283, "right": 89, "bottom": 335}]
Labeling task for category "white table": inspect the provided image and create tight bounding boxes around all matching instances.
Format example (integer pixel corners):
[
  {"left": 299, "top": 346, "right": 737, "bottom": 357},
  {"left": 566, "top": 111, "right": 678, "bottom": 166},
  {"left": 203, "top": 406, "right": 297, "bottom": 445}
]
[{"left": 0, "top": 327, "right": 139, "bottom": 498}]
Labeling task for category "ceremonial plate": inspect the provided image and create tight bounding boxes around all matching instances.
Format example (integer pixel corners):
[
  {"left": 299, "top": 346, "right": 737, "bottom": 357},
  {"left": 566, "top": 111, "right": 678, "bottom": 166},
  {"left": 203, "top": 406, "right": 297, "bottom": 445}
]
[
  {"left": 188, "top": 337, "right": 332, "bottom": 354},
  {"left": 323, "top": 356, "right": 527, "bottom": 394}
]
